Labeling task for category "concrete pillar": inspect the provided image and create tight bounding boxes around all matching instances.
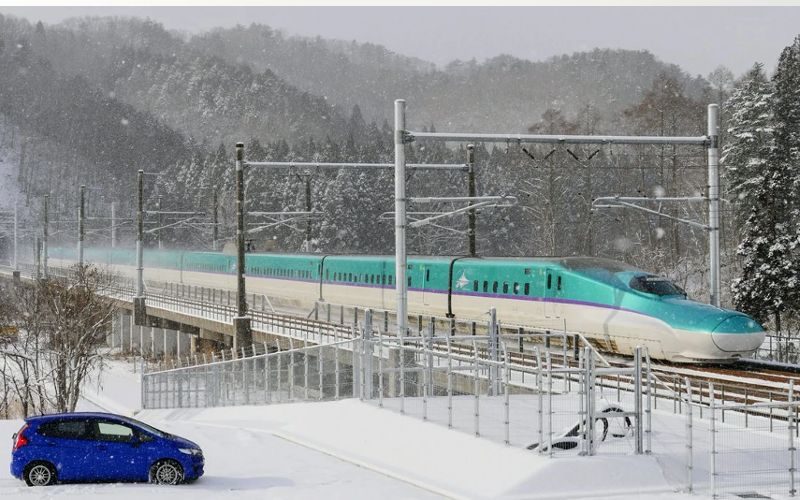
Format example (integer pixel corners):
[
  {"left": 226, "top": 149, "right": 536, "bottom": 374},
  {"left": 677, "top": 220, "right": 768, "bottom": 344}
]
[
  {"left": 176, "top": 330, "right": 181, "bottom": 358},
  {"left": 189, "top": 335, "right": 197, "bottom": 354}
]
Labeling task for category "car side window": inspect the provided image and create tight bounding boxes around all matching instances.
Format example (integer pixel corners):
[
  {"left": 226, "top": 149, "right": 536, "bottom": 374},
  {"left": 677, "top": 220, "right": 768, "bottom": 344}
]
[
  {"left": 38, "top": 420, "right": 90, "bottom": 439},
  {"left": 95, "top": 421, "right": 135, "bottom": 442}
]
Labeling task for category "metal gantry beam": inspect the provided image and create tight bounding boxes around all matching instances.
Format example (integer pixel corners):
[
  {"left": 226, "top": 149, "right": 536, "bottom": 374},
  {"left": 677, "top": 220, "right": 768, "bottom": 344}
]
[
  {"left": 246, "top": 161, "right": 468, "bottom": 171},
  {"left": 406, "top": 131, "right": 710, "bottom": 146}
]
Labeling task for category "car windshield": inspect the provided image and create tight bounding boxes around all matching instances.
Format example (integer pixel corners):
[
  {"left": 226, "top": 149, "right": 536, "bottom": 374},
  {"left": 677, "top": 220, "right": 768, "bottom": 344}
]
[
  {"left": 629, "top": 275, "right": 686, "bottom": 297},
  {"left": 117, "top": 416, "right": 168, "bottom": 438}
]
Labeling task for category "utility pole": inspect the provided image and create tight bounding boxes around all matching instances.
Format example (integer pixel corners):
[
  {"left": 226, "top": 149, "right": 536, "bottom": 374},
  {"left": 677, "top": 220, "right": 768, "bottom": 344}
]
[
  {"left": 134, "top": 170, "right": 146, "bottom": 324},
  {"left": 466, "top": 144, "right": 477, "bottom": 257},
  {"left": 707, "top": 104, "right": 721, "bottom": 308},
  {"left": 394, "top": 99, "right": 408, "bottom": 339},
  {"left": 157, "top": 195, "right": 163, "bottom": 250},
  {"left": 78, "top": 185, "right": 85, "bottom": 266},
  {"left": 111, "top": 201, "right": 117, "bottom": 248},
  {"left": 34, "top": 237, "right": 41, "bottom": 280},
  {"left": 212, "top": 191, "right": 218, "bottom": 251},
  {"left": 12, "top": 201, "right": 19, "bottom": 281},
  {"left": 304, "top": 175, "right": 312, "bottom": 251},
  {"left": 42, "top": 194, "right": 48, "bottom": 278},
  {"left": 234, "top": 143, "right": 252, "bottom": 352},
  {"left": 295, "top": 173, "right": 313, "bottom": 251}
]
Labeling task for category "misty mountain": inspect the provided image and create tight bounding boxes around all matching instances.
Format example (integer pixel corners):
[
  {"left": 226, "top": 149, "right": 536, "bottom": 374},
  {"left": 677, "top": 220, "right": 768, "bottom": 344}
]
[{"left": 188, "top": 24, "right": 710, "bottom": 132}]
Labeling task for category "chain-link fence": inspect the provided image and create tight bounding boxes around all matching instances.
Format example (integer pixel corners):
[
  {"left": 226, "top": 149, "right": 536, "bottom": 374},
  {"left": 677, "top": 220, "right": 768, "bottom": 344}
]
[
  {"left": 142, "top": 327, "right": 650, "bottom": 459},
  {"left": 673, "top": 379, "right": 800, "bottom": 498}
]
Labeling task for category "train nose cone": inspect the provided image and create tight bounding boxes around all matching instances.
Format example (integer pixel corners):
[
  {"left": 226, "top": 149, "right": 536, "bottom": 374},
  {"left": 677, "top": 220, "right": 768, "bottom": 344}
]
[{"left": 711, "top": 315, "right": 765, "bottom": 353}]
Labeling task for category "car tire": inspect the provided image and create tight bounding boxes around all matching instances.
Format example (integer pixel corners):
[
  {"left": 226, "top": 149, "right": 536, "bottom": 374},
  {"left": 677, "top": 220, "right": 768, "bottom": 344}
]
[
  {"left": 149, "top": 459, "right": 184, "bottom": 485},
  {"left": 24, "top": 462, "right": 57, "bottom": 487}
]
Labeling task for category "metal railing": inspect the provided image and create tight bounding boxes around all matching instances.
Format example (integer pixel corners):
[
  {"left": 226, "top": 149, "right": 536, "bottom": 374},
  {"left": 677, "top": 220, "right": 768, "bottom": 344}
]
[{"left": 142, "top": 329, "right": 650, "bottom": 457}]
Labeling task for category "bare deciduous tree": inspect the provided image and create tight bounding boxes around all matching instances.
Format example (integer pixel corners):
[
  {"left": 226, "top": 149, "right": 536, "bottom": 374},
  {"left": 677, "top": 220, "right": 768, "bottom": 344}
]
[{"left": 0, "top": 264, "right": 117, "bottom": 416}]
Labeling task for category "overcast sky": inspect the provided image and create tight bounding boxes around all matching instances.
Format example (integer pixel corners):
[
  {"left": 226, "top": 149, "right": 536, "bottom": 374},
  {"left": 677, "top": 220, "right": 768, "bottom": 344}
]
[{"left": 2, "top": 6, "right": 799, "bottom": 77}]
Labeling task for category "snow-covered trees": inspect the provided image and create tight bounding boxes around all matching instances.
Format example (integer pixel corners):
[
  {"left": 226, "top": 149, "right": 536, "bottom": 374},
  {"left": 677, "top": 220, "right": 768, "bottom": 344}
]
[{"left": 729, "top": 40, "right": 800, "bottom": 329}]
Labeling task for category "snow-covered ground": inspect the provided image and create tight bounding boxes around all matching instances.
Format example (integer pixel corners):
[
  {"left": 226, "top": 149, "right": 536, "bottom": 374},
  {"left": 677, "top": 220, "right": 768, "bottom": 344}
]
[{"left": 6, "top": 359, "right": 790, "bottom": 499}]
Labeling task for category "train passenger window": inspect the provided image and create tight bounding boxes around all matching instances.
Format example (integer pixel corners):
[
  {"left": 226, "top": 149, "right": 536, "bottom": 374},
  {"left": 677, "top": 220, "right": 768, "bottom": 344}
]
[
  {"left": 502, "top": 283, "right": 509, "bottom": 294},
  {"left": 513, "top": 283, "right": 520, "bottom": 294},
  {"left": 408, "top": 276, "right": 412, "bottom": 287},
  {"left": 425, "top": 269, "right": 430, "bottom": 281},
  {"left": 473, "top": 280, "right": 479, "bottom": 292},
  {"left": 348, "top": 273, "right": 352, "bottom": 282},
  {"left": 388, "top": 276, "right": 393, "bottom": 286},
  {"left": 557, "top": 276, "right": 562, "bottom": 291},
  {"left": 524, "top": 268, "right": 532, "bottom": 275},
  {"left": 382, "top": 275, "right": 386, "bottom": 285},
  {"left": 547, "top": 274, "right": 552, "bottom": 289},
  {"left": 483, "top": 281, "right": 488, "bottom": 293},
  {"left": 492, "top": 282, "right": 498, "bottom": 293},
  {"left": 524, "top": 283, "right": 530, "bottom": 295}
]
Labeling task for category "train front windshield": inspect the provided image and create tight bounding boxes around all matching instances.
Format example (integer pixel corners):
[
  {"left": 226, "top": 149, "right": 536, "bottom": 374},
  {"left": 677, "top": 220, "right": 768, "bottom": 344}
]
[{"left": 629, "top": 275, "right": 686, "bottom": 297}]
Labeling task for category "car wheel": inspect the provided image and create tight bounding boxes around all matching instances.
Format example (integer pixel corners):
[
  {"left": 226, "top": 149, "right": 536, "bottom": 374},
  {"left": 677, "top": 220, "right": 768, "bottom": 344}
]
[
  {"left": 24, "top": 462, "right": 57, "bottom": 487},
  {"left": 149, "top": 459, "right": 184, "bottom": 485}
]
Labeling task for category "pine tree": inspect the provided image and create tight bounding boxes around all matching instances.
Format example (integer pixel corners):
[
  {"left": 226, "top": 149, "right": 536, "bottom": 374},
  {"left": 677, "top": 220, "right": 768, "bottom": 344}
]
[
  {"left": 732, "top": 41, "right": 800, "bottom": 330},
  {"left": 721, "top": 63, "right": 773, "bottom": 227}
]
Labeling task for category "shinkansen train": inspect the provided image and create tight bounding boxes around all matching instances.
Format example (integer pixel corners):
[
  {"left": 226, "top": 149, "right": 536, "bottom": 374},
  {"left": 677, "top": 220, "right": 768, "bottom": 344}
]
[{"left": 47, "top": 247, "right": 765, "bottom": 363}]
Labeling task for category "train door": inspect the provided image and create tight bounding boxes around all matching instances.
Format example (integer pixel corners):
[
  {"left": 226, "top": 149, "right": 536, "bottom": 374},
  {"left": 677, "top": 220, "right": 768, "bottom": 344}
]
[{"left": 543, "top": 269, "right": 561, "bottom": 318}]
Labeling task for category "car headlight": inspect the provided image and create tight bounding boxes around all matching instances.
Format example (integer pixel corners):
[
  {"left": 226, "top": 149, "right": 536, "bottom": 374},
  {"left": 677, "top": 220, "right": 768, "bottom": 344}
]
[{"left": 178, "top": 448, "right": 202, "bottom": 456}]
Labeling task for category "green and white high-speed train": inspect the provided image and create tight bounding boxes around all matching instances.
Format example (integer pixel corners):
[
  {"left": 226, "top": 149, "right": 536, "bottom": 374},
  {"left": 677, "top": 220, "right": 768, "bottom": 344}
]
[{"left": 48, "top": 247, "right": 765, "bottom": 363}]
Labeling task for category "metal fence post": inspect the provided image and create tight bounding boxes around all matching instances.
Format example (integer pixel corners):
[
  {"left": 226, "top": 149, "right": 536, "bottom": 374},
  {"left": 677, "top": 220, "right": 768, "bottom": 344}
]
[
  {"left": 377, "top": 329, "right": 384, "bottom": 406},
  {"left": 447, "top": 335, "right": 453, "bottom": 429},
  {"left": 547, "top": 352, "right": 553, "bottom": 458},
  {"left": 488, "top": 307, "right": 498, "bottom": 395},
  {"left": 685, "top": 377, "right": 693, "bottom": 493},
  {"left": 645, "top": 348, "right": 652, "bottom": 454},
  {"left": 710, "top": 381, "right": 717, "bottom": 498},
  {"left": 473, "top": 339, "right": 480, "bottom": 437},
  {"left": 790, "top": 380, "right": 796, "bottom": 497},
  {"left": 503, "top": 343, "right": 510, "bottom": 446},
  {"left": 536, "top": 347, "right": 543, "bottom": 455},
  {"left": 318, "top": 346, "right": 324, "bottom": 401},
  {"left": 634, "top": 346, "right": 643, "bottom": 455}
]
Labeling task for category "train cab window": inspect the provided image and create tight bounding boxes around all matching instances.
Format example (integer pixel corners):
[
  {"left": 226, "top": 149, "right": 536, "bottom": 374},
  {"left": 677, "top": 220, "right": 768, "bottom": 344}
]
[
  {"left": 326, "top": 270, "right": 329, "bottom": 280},
  {"left": 483, "top": 281, "right": 488, "bottom": 293},
  {"left": 492, "top": 282, "right": 498, "bottom": 293},
  {"left": 524, "top": 283, "right": 530, "bottom": 295},
  {"left": 629, "top": 275, "right": 686, "bottom": 297},
  {"left": 473, "top": 280, "right": 479, "bottom": 292},
  {"left": 513, "top": 283, "right": 520, "bottom": 294},
  {"left": 502, "top": 283, "right": 509, "bottom": 294},
  {"left": 557, "top": 276, "right": 562, "bottom": 291}
]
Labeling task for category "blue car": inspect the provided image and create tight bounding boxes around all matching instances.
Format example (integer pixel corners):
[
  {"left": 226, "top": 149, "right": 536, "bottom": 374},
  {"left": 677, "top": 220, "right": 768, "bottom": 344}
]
[{"left": 10, "top": 412, "right": 203, "bottom": 486}]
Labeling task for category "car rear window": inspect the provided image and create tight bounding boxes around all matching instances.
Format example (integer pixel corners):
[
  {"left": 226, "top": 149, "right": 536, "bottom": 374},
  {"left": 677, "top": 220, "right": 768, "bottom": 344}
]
[{"left": 38, "top": 420, "right": 91, "bottom": 439}]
